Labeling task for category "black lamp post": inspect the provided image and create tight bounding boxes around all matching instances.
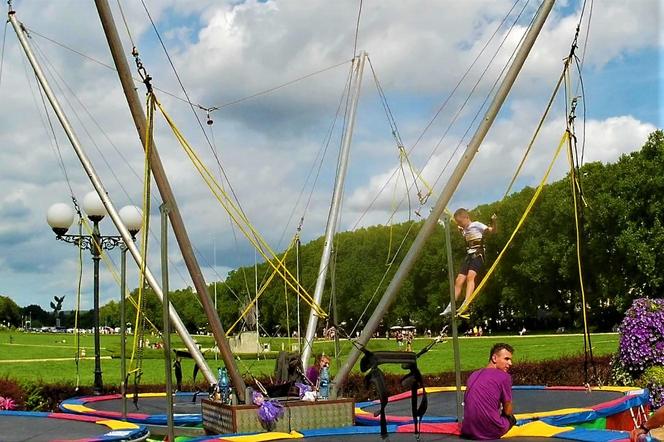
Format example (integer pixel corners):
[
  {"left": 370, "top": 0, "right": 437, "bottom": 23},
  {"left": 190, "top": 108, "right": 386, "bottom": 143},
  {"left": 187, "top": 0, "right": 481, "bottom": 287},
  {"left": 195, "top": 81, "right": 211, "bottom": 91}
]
[{"left": 47, "top": 191, "right": 142, "bottom": 394}]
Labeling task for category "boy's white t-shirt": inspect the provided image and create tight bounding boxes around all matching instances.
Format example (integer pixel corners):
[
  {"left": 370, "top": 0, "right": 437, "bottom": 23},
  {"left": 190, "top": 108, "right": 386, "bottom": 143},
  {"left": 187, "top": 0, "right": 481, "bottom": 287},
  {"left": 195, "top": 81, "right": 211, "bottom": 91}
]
[{"left": 462, "top": 221, "right": 488, "bottom": 253}]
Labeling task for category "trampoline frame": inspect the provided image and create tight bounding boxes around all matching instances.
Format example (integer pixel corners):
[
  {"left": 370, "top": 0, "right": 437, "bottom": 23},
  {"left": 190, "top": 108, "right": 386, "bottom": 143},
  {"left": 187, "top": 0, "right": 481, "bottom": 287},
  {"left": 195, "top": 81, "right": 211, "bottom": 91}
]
[
  {"left": 60, "top": 391, "right": 203, "bottom": 426},
  {"left": 0, "top": 410, "right": 149, "bottom": 442}
]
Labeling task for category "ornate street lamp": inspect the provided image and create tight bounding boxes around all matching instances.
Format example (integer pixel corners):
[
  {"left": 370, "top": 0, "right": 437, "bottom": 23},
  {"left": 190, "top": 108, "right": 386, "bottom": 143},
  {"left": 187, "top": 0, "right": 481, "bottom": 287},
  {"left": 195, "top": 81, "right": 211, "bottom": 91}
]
[{"left": 47, "top": 191, "right": 142, "bottom": 393}]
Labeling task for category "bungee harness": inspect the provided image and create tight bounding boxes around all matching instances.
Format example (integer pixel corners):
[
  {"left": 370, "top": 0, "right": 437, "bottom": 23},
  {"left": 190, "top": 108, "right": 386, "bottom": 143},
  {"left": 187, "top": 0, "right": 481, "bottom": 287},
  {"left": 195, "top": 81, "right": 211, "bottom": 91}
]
[{"left": 360, "top": 349, "right": 428, "bottom": 439}]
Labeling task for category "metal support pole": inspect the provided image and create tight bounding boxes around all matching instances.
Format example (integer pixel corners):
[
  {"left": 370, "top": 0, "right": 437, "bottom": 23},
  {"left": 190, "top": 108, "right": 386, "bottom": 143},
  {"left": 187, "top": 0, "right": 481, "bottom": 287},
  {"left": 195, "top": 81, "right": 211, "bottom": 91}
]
[
  {"left": 8, "top": 10, "right": 217, "bottom": 387},
  {"left": 120, "top": 245, "right": 128, "bottom": 419},
  {"left": 296, "top": 236, "right": 302, "bottom": 351},
  {"left": 444, "top": 215, "right": 463, "bottom": 422},
  {"left": 331, "top": 0, "right": 555, "bottom": 397},
  {"left": 161, "top": 203, "right": 175, "bottom": 442},
  {"left": 94, "top": 0, "right": 245, "bottom": 400},
  {"left": 301, "top": 51, "right": 366, "bottom": 368},
  {"left": 331, "top": 249, "right": 340, "bottom": 372},
  {"left": 91, "top": 219, "right": 103, "bottom": 393}
]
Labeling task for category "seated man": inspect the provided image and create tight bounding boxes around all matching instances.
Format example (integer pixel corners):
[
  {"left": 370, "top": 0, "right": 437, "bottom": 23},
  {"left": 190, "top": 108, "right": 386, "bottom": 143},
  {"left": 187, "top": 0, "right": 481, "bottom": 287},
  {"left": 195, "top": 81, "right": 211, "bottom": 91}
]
[{"left": 461, "top": 343, "right": 516, "bottom": 440}]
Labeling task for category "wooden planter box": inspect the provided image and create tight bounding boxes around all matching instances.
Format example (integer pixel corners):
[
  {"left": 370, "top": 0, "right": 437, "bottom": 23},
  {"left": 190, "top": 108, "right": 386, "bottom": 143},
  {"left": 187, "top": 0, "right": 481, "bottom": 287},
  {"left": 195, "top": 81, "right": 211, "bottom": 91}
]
[{"left": 202, "top": 398, "right": 355, "bottom": 434}]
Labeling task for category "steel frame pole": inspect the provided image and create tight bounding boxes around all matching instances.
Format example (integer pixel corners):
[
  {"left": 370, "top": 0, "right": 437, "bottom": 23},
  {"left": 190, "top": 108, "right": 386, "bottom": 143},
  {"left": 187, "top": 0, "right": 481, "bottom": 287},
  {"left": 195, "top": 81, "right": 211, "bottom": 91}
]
[
  {"left": 91, "top": 219, "right": 103, "bottom": 393},
  {"left": 161, "top": 203, "right": 175, "bottom": 442},
  {"left": 301, "top": 51, "right": 366, "bottom": 368},
  {"left": 120, "top": 245, "right": 127, "bottom": 419},
  {"left": 331, "top": 0, "right": 555, "bottom": 397},
  {"left": 93, "top": 0, "right": 245, "bottom": 400},
  {"left": 444, "top": 215, "right": 463, "bottom": 422},
  {"left": 8, "top": 10, "right": 217, "bottom": 386}
]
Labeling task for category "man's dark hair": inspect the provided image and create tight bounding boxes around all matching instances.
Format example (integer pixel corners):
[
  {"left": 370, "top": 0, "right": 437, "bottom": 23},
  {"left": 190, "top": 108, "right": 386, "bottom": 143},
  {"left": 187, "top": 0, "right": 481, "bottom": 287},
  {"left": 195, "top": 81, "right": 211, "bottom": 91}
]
[{"left": 489, "top": 343, "right": 514, "bottom": 361}]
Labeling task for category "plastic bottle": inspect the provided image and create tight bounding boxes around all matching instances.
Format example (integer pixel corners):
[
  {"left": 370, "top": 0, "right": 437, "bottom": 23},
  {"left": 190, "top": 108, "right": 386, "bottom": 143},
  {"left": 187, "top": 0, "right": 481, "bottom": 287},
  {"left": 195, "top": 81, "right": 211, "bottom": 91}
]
[
  {"left": 319, "top": 365, "right": 330, "bottom": 400},
  {"left": 218, "top": 367, "right": 231, "bottom": 404}
]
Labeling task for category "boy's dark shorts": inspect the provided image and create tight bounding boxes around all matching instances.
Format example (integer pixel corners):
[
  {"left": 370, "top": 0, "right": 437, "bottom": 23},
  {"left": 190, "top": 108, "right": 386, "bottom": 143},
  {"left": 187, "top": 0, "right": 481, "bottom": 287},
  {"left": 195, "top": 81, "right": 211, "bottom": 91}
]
[{"left": 459, "top": 254, "right": 484, "bottom": 276}]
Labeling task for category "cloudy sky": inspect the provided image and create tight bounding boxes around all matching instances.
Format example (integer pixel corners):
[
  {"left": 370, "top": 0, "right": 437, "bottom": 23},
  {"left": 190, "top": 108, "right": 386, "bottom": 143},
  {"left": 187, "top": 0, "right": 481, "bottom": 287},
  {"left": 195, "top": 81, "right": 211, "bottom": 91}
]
[{"left": 0, "top": 0, "right": 661, "bottom": 311}]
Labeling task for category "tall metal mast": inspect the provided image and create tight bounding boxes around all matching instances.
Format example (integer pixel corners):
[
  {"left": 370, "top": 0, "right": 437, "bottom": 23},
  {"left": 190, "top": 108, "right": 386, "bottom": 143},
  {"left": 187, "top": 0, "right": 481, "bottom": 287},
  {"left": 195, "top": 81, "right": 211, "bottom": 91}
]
[
  {"left": 93, "top": 0, "right": 246, "bottom": 400},
  {"left": 331, "top": 0, "right": 555, "bottom": 397},
  {"left": 8, "top": 9, "right": 217, "bottom": 386},
  {"left": 301, "top": 51, "right": 366, "bottom": 368}
]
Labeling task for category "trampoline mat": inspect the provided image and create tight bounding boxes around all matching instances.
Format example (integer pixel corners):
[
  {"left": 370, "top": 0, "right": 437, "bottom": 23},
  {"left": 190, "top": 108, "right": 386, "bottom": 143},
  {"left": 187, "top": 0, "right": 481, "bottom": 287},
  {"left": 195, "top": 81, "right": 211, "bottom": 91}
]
[
  {"left": 363, "top": 389, "right": 623, "bottom": 418},
  {"left": 91, "top": 394, "right": 203, "bottom": 415},
  {"left": 273, "top": 435, "right": 578, "bottom": 442},
  {"left": 0, "top": 414, "right": 143, "bottom": 442}
]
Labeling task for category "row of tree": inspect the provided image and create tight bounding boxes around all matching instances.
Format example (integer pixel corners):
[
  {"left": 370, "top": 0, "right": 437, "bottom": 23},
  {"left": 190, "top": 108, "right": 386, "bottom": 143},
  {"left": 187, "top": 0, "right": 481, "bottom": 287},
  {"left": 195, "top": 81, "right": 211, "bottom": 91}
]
[{"left": 4, "top": 131, "right": 663, "bottom": 337}]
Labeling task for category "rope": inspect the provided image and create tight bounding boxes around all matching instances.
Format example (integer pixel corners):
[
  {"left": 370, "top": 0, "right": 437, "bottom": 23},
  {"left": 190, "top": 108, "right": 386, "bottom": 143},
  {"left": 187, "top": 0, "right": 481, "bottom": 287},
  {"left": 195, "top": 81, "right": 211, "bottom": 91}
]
[
  {"left": 564, "top": 62, "right": 596, "bottom": 385},
  {"left": 456, "top": 131, "right": 570, "bottom": 318},
  {"left": 502, "top": 69, "right": 566, "bottom": 198},
  {"left": 225, "top": 238, "right": 297, "bottom": 336},
  {"left": 567, "top": 132, "right": 593, "bottom": 384},
  {"left": 128, "top": 92, "right": 155, "bottom": 382},
  {"left": 153, "top": 97, "right": 327, "bottom": 318}
]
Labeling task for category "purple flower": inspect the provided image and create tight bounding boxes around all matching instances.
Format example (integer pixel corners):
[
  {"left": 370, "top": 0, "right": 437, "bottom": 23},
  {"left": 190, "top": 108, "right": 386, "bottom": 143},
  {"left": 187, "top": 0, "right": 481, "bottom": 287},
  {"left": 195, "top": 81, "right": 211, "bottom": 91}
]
[{"left": 617, "top": 298, "right": 664, "bottom": 374}]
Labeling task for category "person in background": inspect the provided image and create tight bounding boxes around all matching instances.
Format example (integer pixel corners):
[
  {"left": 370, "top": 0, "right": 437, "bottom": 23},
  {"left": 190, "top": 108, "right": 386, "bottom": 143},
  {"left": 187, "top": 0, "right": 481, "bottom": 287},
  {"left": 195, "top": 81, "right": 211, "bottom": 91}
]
[
  {"left": 461, "top": 343, "right": 516, "bottom": 440},
  {"left": 306, "top": 353, "right": 330, "bottom": 386}
]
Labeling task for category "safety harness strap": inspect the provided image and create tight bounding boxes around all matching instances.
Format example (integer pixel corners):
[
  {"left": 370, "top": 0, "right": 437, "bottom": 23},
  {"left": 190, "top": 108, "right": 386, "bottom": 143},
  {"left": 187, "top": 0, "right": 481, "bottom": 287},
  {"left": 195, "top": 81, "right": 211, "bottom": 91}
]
[{"left": 360, "top": 350, "right": 427, "bottom": 438}]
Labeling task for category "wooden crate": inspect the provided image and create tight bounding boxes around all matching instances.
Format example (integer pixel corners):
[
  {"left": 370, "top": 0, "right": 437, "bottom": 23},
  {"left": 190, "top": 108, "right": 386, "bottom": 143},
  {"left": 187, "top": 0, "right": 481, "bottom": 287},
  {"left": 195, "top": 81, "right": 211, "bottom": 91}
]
[{"left": 202, "top": 398, "right": 355, "bottom": 434}]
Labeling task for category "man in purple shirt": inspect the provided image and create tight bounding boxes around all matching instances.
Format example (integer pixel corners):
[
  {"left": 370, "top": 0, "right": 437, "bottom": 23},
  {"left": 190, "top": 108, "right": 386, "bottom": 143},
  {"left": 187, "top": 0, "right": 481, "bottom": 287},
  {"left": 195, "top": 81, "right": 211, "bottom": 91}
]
[{"left": 461, "top": 343, "right": 516, "bottom": 440}]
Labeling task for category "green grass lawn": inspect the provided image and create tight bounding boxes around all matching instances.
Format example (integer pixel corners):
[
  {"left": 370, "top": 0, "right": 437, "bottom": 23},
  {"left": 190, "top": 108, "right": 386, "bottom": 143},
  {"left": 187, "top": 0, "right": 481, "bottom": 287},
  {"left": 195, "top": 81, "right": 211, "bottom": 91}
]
[{"left": 0, "top": 331, "right": 618, "bottom": 386}]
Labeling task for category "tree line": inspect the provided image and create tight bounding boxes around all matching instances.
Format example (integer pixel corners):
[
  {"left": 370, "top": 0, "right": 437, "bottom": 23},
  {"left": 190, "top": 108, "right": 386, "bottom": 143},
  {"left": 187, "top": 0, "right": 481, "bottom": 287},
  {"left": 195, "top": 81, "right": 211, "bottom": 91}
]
[{"left": 4, "top": 131, "right": 663, "bottom": 337}]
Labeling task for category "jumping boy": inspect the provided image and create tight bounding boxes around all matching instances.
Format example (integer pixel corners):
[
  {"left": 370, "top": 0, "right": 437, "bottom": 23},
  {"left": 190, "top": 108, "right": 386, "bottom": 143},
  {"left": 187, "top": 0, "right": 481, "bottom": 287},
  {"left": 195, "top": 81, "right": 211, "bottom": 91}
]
[{"left": 441, "top": 208, "right": 496, "bottom": 316}]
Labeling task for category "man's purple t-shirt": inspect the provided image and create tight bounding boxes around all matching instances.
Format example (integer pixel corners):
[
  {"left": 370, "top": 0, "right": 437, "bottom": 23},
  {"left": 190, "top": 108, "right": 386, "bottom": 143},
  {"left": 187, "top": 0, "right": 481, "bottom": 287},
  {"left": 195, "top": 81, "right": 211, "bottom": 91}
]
[{"left": 461, "top": 368, "right": 513, "bottom": 440}]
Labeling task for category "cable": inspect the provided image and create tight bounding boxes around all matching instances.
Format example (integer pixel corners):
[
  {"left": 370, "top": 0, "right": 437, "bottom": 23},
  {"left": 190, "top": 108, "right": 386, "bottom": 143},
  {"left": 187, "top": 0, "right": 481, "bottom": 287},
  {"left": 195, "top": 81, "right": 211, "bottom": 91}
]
[
  {"left": 26, "top": 27, "right": 349, "bottom": 115},
  {"left": 209, "top": 60, "right": 350, "bottom": 111},
  {"left": 116, "top": 0, "right": 136, "bottom": 50},
  {"left": 350, "top": 0, "right": 528, "bottom": 230},
  {"left": 428, "top": 2, "right": 536, "bottom": 195}
]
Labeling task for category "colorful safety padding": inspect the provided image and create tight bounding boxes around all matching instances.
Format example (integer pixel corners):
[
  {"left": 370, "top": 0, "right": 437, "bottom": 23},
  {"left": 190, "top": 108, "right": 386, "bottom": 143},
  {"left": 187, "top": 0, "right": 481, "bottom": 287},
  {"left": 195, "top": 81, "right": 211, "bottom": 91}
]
[
  {"left": 60, "top": 391, "right": 202, "bottom": 425},
  {"left": 0, "top": 410, "right": 149, "bottom": 441},
  {"left": 186, "top": 430, "right": 303, "bottom": 441},
  {"left": 356, "top": 385, "right": 646, "bottom": 427},
  {"left": 535, "top": 389, "right": 650, "bottom": 427}
]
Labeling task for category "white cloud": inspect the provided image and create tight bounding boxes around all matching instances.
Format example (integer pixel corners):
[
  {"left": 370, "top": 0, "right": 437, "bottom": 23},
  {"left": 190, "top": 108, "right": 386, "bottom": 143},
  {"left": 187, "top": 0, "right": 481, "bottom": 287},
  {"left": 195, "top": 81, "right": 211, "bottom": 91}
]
[{"left": 0, "top": 0, "right": 659, "bottom": 309}]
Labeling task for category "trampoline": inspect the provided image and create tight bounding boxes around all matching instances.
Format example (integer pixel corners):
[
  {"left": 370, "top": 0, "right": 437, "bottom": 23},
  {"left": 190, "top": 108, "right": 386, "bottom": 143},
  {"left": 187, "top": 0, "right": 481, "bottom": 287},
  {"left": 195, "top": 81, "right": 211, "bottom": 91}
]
[
  {"left": 185, "top": 423, "right": 632, "bottom": 442},
  {"left": 355, "top": 386, "right": 648, "bottom": 427},
  {"left": 182, "top": 386, "right": 647, "bottom": 442},
  {"left": 0, "top": 410, "right": 149, "bottom": 442},
  {"left": 60, "top": 391, "right": 204, "bottom": 426}
]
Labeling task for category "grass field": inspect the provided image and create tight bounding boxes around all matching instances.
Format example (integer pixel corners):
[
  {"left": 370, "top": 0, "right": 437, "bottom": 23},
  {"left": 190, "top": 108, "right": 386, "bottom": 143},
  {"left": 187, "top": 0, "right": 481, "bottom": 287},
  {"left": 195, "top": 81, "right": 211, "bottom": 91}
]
[{"left": 0, "top": 330, "right": 619, "bottom": 386}]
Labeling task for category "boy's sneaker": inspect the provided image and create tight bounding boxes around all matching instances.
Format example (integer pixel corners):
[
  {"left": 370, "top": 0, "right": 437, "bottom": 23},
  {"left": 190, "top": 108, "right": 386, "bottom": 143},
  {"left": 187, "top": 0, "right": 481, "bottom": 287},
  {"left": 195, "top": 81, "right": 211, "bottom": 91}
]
[{"left": 439, "top": 304, "right": 452, "bottom": 316}]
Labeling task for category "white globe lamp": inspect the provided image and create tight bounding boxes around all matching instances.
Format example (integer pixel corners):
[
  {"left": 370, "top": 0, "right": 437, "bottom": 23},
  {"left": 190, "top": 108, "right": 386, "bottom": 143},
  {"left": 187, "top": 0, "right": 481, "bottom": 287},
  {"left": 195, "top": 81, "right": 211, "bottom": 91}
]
[
  {"left": 47, "top": 203, "right": 75, "bottom": 236},
  {"left": 83, "top": 191, "right": 107, "bottom": 221},
  {"left": 119, "top": 205, "right": 143, "bottom": 237}
]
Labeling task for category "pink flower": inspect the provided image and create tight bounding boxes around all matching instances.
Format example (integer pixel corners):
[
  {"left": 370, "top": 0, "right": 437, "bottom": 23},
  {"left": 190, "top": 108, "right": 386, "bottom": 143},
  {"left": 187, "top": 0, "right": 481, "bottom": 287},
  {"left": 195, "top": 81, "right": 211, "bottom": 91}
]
[{"left": 0, "top": 396, "right": 16, "bottom": 410}]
